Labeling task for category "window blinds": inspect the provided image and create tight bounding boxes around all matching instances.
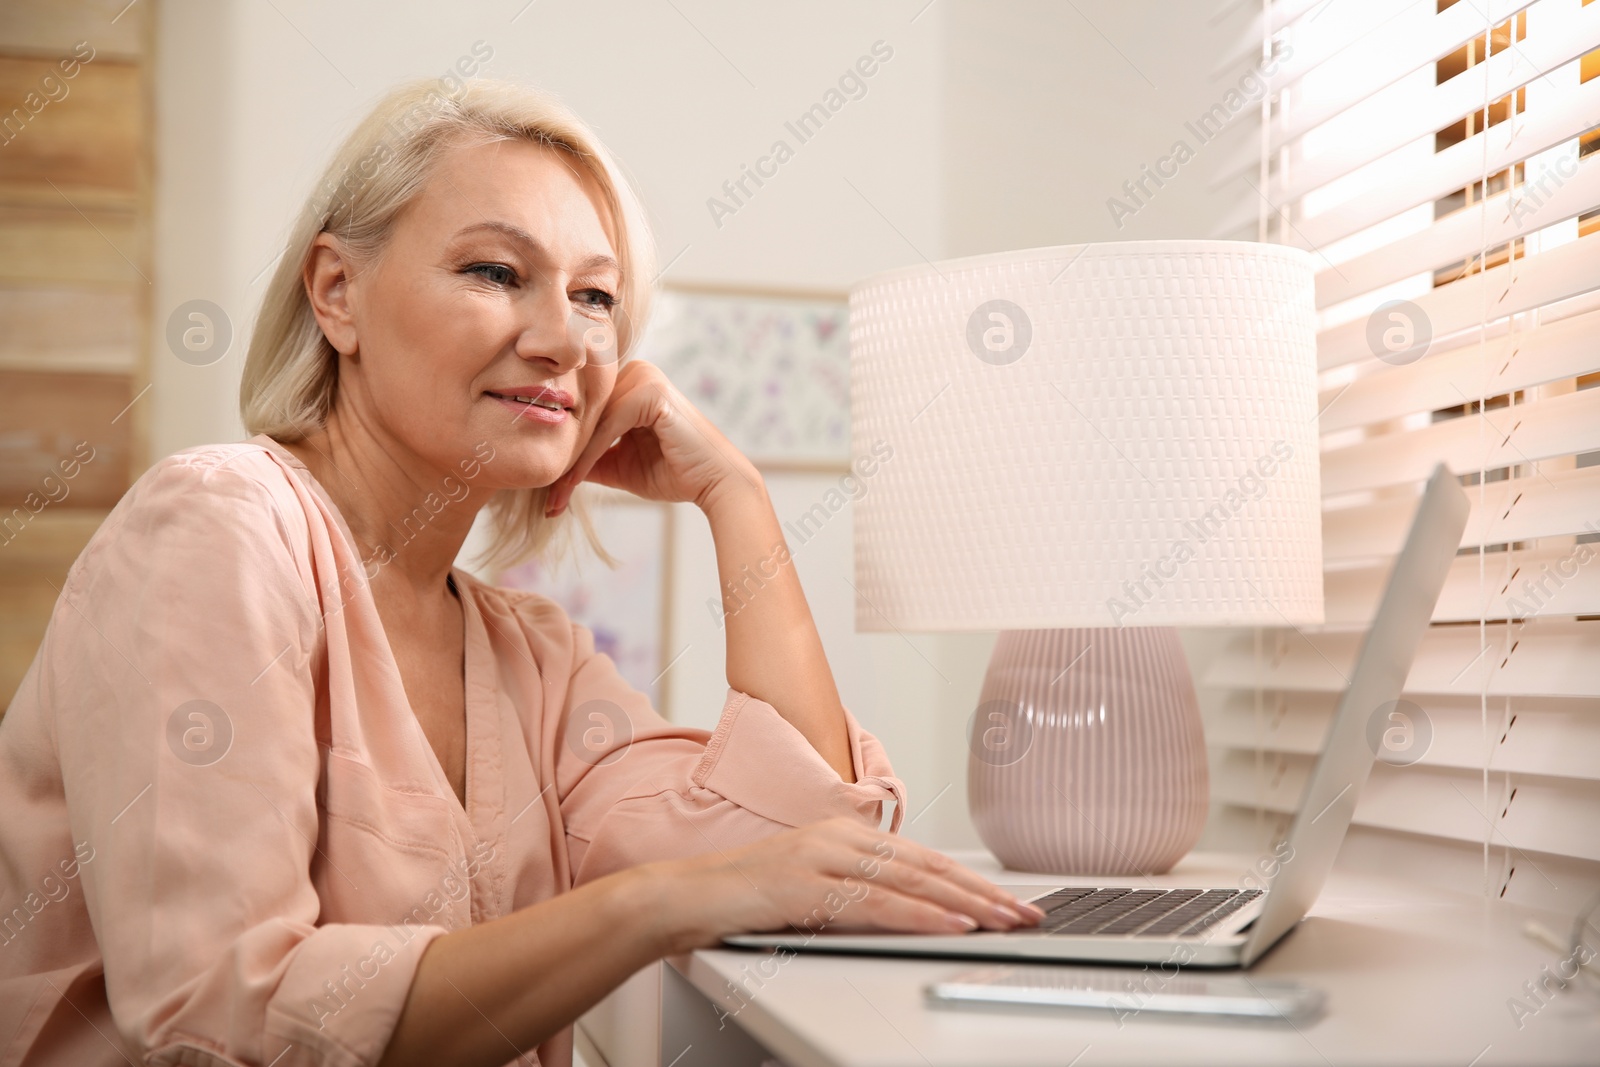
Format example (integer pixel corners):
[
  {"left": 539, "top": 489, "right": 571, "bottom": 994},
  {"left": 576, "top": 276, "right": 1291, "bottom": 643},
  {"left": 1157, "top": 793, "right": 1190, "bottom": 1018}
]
[{"left": 1201, "top": 0, "right": 1600, "bottom": 912}]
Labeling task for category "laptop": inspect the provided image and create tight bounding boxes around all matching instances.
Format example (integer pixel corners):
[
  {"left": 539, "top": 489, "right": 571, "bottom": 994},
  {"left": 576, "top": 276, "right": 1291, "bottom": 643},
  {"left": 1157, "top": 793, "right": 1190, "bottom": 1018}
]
[{"left": 727, "top": 462, "right": 1470, "bottom": 969}]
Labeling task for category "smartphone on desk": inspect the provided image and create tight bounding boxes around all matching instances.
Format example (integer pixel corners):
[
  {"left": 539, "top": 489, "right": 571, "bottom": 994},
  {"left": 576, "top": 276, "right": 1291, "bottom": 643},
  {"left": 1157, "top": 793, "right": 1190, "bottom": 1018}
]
[{"left": 926, "top": 964, "right": 1325, "bottom": 1024}]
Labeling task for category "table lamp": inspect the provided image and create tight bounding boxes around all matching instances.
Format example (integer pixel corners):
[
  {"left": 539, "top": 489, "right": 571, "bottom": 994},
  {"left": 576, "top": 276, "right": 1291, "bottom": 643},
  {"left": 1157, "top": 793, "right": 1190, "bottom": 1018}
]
[{"left": 848, "top": 239, "right": 1323, "bottom": 875}]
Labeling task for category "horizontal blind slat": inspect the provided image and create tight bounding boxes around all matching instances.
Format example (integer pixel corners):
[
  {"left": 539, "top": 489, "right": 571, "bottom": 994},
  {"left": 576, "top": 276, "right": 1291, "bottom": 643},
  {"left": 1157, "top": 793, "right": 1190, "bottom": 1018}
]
[
  {"left": 1335, "top": 825, "right": 1596, "bottom": 912},
  {"left": 1315, "top": 155, "right": 1600, "bottom": 308},
  {"left": 1267, "top": 0, "right": 1539, "bottom": 150},
  {"left": 1204, "top": 813, "right": 1600, "bottom": 912},
  {"left": 1210, "top": 73, "right": 1600, "bottom": 245},
  {"left": 1271, "top": 0, "right": 1334, "bottom": 35},
  {"left": 1323, "top": 463, "right": 1600, "bottom": 560},
  {"left": 1318, "top": 302, "right": 1600, "bottom": 434},
  {"left": 1271, "top": 4, "right": 1600, "bottom": 206},
  {"left": 1321, "top": 387, "right": 1600, "bottom": 497},
  {"left": 1316, "top": 232, "right": 1600, "bottom": 370},
  {"left": 1232, "top": 0, "right": 1428, "bottom": 96},
  {"left": 1325, "top": 544, "right": 1600, "bottom": 625},
  {"left": 1213, "top": 753, "right": 1600, "bottom": 862},
  {"left": 1212, "top": 0, "right": 1340, "bottom": 76},
  {"left": 1199, "top": 621, "right": 1600, "bottom": 696},
  {"left": 1206, "top": 690, "right": 1600, "bottom": 780}
]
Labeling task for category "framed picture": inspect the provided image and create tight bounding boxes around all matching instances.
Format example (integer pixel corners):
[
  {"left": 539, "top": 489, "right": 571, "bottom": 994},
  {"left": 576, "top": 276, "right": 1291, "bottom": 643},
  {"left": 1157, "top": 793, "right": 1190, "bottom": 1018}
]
[
  {"left": 495, "top": 491, "right": 674, "bottom": 715},
  {"left": 635, "top": 283, "right": 851, "bottom": 470}
]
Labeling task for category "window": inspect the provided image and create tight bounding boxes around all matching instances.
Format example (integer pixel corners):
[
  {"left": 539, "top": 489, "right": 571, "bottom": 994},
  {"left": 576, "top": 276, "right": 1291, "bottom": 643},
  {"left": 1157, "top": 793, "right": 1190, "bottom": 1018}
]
[{"left": 1199, "top": 0, "right": 1600, "bottom": 911}]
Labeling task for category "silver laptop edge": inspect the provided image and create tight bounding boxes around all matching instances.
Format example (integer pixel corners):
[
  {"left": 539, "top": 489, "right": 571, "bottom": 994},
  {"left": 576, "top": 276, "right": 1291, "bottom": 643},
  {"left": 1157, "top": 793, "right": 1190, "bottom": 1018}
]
[
  {"left": 725, "top": 463, "right": 1470, "bottom": 968},
  {"left": 1236, "top": 461, "right": 1467, "bottom": 964}
]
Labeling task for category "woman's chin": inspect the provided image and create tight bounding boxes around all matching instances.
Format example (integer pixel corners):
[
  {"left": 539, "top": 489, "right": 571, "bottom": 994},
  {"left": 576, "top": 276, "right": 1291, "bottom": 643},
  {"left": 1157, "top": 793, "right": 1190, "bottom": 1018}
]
[
  {"left": 472, "top": 446, "right": 574, "bottom": 490},
  {"left": 492, "top": 466, "right": 573, "bottom": 496}
]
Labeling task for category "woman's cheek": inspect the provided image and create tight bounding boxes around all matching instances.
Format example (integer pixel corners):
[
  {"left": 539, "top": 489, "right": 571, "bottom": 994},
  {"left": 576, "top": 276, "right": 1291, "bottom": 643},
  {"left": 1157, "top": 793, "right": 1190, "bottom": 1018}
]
[{"left": 574, "top": 374, "right": 611, "bottom": 436}]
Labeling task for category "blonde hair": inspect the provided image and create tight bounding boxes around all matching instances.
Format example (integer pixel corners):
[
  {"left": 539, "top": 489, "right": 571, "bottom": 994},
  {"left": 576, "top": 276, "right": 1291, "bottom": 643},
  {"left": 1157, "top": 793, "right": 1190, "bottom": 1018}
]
[{"left": 240, "top": 78, "right": 657, "bottom": 573}]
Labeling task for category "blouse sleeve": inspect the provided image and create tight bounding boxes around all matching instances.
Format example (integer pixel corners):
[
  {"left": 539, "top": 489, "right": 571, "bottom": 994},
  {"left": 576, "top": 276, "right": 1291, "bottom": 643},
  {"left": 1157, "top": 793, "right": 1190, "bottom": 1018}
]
[
  {"left": 47, "top": 453, "right": 447, "bottom": 1067},
  {"left": 552, "top": 619, "right": 907, "bottom": 886}
]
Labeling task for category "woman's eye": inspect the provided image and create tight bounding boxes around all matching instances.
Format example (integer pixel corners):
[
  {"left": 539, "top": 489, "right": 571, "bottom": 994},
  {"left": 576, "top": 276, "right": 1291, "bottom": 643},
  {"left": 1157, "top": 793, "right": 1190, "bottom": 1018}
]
[
  {"left": 466, "top": 263, "right": 517, "bottom": 286},
  {"left": 575, "top": 288, "right": 617, "bottom": 311}
]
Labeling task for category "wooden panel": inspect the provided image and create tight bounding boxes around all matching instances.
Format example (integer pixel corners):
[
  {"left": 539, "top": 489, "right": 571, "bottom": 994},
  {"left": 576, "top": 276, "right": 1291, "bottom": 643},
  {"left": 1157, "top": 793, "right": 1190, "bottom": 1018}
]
[
  {"left": 0, "top": 2, "right": 149, "bottom": 719},
  {"left": 0, "top": 0, "right": 143, "bottom": 60},
  {"left": 0, "top": 368, "right": 131, "bottom": 509},
  {"left": 0, "top": 178, "right": 134, "bottom": 214},
  {"left": 0, "top": 203, "right": 142, "bottom": 285},
  {"left": 0, "top": 285, "right": 138, "bottom": 371},
  {"left": 0, "top": 56, "right": 140, "bottom": 195},
  {"left": 0, "top": 509, "right": 106, "bottom": 712}
]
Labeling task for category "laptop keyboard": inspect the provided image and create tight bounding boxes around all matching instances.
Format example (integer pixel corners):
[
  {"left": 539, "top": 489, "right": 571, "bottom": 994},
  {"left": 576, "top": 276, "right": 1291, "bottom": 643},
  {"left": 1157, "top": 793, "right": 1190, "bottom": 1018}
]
[{"left": 1018, "top": 887, "right": 1264, "bottom": 937}]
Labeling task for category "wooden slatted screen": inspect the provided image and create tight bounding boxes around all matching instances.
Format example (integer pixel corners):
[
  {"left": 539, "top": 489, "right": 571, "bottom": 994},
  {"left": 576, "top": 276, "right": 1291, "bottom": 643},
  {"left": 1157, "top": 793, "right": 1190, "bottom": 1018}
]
[{"left": 0, "top": 0, "right": 150, "bottom": 710}]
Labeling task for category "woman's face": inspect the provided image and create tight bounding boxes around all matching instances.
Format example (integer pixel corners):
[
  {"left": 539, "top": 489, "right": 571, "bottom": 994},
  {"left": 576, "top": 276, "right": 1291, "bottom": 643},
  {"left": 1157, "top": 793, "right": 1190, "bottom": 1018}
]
[{"left": 322, "top": 136, "right": 624, "bottom": 492}]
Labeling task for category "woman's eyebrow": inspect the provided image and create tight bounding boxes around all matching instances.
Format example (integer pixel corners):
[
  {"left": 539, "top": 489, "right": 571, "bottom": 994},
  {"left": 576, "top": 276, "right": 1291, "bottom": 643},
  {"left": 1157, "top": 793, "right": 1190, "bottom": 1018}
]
[{"left": 453, "top": 220, "right": 619, "bottom": 274}]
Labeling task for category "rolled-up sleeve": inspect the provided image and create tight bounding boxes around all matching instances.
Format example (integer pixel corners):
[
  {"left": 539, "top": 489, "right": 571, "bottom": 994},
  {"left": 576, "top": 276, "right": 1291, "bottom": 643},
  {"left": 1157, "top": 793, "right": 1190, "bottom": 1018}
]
[
  {"left": 553, "top": 621, "right": 906, "bottom": 886},
  {"left": 49, "top": 455, "right": 446, "bottom": 1067}
]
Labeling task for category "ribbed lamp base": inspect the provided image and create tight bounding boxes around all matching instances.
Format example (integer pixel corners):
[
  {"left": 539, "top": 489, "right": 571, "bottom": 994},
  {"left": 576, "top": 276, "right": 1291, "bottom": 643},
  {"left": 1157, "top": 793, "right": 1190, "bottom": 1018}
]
[{"left": 968, "top": 627, "right": 1209, "bottom": 876}]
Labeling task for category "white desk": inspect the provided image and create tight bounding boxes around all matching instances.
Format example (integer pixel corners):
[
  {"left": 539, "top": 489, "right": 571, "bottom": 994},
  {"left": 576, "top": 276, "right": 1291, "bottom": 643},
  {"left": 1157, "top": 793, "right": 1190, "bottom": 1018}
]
[{"left": 581, "top": 851, "right": 1600, "bottom": 1067}]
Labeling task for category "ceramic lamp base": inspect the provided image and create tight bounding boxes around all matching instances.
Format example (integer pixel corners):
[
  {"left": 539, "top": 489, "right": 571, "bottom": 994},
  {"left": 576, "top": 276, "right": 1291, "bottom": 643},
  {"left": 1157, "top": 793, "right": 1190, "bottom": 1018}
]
[{"left": 968, "top": 627, "right": 1209, "bottom": 875}]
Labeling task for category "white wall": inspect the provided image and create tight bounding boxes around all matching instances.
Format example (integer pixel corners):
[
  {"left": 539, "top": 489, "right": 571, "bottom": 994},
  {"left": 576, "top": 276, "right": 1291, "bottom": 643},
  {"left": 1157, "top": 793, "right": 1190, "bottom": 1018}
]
[
  {"left": 941, "top": 0, "right": 1258, "bottom": 255},
  {"left": 153, "top": 0, "right": 1252, "bottom": 851}
]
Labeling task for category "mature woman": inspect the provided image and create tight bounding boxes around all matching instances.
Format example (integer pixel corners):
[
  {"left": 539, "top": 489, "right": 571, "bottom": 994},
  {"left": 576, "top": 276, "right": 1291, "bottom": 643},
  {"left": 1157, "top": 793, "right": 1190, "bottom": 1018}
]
[{"left": 0, "top": 80, "right": 1038, "bottom": 1067}]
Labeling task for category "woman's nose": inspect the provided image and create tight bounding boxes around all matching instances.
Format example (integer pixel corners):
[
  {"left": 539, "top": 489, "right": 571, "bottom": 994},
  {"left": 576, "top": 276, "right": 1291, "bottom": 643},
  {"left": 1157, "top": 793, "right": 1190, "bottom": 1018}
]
[{"left": 513, "top": 286, "right": 589, "bottom": 371}]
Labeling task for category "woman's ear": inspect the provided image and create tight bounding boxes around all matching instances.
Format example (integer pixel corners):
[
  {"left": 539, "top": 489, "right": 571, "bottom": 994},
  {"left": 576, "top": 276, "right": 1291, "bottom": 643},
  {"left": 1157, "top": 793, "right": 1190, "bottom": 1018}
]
[{"left": 305, "top": 232, "right": 359, "bottom": 356}]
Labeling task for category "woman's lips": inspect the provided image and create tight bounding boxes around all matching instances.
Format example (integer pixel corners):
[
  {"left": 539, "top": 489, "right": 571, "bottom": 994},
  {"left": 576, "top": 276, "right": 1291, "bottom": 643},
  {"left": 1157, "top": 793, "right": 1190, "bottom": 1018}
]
[{"left": 490, "top": 393, "right": 570, "bottom": 424}]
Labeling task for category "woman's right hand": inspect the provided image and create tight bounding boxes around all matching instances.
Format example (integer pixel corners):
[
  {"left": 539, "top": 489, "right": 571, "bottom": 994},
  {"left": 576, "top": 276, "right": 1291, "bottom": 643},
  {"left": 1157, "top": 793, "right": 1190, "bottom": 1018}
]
[
  {"left": 657, "top": 817, "right": 1045, "bottom": 953},
  {"left": 378, "top": 819, "right": 1043, "bottom": 1067}
]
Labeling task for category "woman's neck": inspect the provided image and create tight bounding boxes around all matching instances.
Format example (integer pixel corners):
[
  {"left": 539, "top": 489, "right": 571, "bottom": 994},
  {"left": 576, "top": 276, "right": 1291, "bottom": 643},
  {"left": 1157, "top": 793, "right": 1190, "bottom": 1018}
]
[{"left": 274, "top": 409, "right": 484, "bottom": 599}]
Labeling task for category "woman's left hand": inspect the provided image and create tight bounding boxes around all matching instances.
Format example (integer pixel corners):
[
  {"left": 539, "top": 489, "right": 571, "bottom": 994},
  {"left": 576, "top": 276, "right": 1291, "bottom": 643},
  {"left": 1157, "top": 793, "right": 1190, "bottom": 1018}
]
[{"left": 545, "top": 360, "right": 760, "bottom": 517}]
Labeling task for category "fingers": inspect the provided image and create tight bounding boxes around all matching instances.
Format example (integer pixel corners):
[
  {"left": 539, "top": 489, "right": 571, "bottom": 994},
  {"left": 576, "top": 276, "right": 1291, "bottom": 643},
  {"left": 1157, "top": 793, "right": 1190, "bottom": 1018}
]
[
  {"left": 763, "top": 833, "right": 977, "bottom": 936},
  {"left": 546, "top": 369, "right": 655, "bottom": 515},
  {"left": 706, "top": 817, "right": 1047, "bottom": 941},
  {"left": 879, "top": 835, "right": 1047, "bottom": 923},
  {"left": 821, "top": 882, "right": 982, "bottom": 935},
  {"left": 799, "top": 819, "right": 1042, "bottom": 934},
  {"left": 853, "top": 841, "right": 1036, "bottom": 932}
]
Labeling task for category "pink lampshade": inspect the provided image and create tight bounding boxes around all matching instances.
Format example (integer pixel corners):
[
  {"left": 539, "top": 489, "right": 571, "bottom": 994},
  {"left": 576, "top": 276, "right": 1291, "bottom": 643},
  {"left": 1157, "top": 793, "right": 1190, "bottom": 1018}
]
[{"left": 848, "top": 239, "right": 1324, "bottom": 632}]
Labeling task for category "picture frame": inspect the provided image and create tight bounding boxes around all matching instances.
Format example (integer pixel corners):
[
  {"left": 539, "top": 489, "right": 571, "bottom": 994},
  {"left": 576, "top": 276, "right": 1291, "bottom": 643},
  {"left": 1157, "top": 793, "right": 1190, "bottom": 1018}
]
[{"left": 636, "top": 282, "right": 852, "bottom": 471}]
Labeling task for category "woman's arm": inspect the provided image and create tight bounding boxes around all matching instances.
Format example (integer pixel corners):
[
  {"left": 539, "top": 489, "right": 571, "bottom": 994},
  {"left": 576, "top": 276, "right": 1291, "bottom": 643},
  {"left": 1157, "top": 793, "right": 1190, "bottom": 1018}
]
[
  {"left": 545, "top": 361, "right": 879, "bottom": 783},
  {"left": 702, "top": 470, "right": 855, "bottom": 781},
  {"left": 377, "top": 817, "right": 1040, "bottom": 1067},
  {"left": 374, "top": 862, "right": 668, "bottom": 1067}
]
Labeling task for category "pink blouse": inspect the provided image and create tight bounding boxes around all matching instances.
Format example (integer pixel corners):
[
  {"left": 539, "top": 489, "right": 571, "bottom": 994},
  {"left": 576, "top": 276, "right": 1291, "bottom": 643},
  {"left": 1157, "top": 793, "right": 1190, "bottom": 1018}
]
[{"left": 0, "top": 434, "right": 905, "bottom": 1067}]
